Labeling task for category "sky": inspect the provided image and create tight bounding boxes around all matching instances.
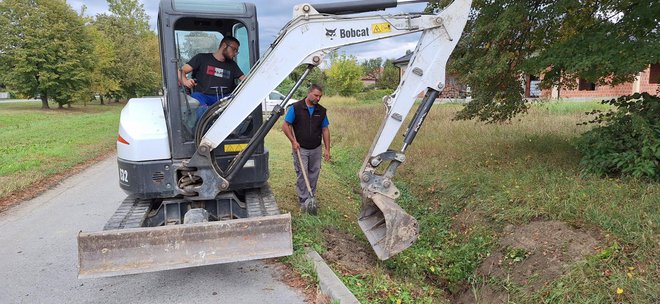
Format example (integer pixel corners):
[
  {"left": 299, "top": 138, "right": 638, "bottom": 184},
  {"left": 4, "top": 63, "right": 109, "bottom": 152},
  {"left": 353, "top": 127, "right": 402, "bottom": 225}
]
[{"left": 67, "top": 0, "right": 427, "bottom": 63}]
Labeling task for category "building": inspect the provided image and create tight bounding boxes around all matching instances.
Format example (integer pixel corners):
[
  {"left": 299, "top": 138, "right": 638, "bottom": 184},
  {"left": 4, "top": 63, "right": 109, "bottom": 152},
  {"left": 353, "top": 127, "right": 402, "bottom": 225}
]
[
  {"left": 396, "top": 51, "right": 659, "bottom": 100},
  {"left": 527, "top": 64, "right": 659, "bottom": 100}
]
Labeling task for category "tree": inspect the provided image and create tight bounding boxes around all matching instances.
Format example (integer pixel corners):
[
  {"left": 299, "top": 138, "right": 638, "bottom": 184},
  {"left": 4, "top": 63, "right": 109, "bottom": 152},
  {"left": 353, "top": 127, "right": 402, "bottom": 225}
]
[
  {"left": 279, "top": 65, "right": 326, "bottom": 99},
  {"left": 361, "top": 57, "right": 383, "bottom": 82},
  {"left": 0, "top": 0, "right": 95, "bottom": 109},
  {"left": 87, "top": 24, "right": 120, "bottom": 105},
  {"left": 93, "top": 0, "right": 160, "bottom": 100},
  {"left": 325, "top": 53, "right": 363, "bottom": 96},
  {"left": 377, "top": 59, "right": 400, "bottom": 90},
  {"left": 429, "top": 0, "right": 660, "bottom": 122}
]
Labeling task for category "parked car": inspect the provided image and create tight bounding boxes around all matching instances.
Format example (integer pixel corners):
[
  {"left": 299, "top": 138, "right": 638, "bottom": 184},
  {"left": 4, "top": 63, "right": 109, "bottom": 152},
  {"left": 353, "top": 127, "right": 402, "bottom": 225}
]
[{"left": 262, "top": 90, "right": 296, "bottom": 113}]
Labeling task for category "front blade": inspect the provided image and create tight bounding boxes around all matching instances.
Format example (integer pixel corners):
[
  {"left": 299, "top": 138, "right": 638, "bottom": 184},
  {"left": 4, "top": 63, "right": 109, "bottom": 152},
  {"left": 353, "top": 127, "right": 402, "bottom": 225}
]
[
  {"left": 78, "top": 213, "right": 292, "bottom": 279},
  {"left": 358, "top": 193, "right": 418, "bottom": 260}
]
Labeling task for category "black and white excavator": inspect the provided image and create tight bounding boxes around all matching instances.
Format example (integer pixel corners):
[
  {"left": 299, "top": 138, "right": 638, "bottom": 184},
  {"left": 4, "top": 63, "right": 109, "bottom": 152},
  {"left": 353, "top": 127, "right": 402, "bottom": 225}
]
[{"left": 77, "top": 0, "right": 471, "bottom": 278}]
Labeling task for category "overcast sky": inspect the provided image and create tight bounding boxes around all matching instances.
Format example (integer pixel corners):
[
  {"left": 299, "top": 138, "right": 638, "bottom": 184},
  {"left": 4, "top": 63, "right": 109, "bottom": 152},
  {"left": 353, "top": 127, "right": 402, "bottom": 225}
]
[{"left": 67, "top": 0, "right": 427, "bottom": 63}]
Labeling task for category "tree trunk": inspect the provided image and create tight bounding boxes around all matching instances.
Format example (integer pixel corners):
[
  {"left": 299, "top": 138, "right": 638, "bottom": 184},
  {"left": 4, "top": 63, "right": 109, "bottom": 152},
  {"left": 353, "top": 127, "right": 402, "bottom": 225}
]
[
  {"left": 100, "top": 95, "right": 105, "bottom": 105},
  {"left": 40, "top": 95, "right": 49, "bottom": 109}
]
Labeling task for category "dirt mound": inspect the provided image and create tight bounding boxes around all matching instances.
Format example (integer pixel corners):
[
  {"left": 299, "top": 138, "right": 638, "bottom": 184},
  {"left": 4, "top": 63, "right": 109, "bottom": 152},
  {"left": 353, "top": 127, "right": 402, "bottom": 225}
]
[
  {"left": 456, "top": 220, "right": 602, "bottom": 303},
  {"left": 321, "top": 227, "right": 377, "bottom": 275}
]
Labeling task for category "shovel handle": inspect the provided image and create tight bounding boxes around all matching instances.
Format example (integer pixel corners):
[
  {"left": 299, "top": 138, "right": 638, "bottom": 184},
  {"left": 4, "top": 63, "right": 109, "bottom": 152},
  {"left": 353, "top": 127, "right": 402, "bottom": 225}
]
[
  {"left": 290, "top": 126, "right": 314, "bottom": 195},
  {"left": 296, "top": 149, "right": 314, "bottom": 194}
]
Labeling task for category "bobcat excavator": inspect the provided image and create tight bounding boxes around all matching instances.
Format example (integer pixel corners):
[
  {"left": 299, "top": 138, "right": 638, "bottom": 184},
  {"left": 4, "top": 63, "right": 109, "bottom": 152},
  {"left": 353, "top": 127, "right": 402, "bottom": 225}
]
[{"left": 77, "top": 0, "right": 471, "bottom": 278}]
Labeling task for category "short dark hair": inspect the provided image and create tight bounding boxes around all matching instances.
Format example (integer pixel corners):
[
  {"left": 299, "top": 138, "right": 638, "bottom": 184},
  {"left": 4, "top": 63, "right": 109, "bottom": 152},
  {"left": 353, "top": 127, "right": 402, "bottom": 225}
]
[
  {"left": 220, "top": 36, "right": 240, "bottom": 48},
  {"left": 309, "top": 83, "right": 323, "bottom": 93}
]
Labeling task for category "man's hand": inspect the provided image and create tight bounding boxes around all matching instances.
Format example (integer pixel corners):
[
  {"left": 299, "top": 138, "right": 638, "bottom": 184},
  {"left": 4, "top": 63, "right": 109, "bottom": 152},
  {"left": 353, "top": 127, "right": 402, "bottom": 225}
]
[
  {"left": 182, "top": 78, "right": 197, "bottom": 88},
  {"left": 323, "top": 148, "right": 331, "bottom": 162},
  {"left": 292, "top": 141, "right": 301, "bottom": 151}
]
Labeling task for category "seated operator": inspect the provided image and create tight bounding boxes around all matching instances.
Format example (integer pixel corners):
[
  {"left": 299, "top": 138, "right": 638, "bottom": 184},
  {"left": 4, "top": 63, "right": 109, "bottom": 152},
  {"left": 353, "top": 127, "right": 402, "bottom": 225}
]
[{"left": 178, "top": 36, "right": 246, "bottom": 118}]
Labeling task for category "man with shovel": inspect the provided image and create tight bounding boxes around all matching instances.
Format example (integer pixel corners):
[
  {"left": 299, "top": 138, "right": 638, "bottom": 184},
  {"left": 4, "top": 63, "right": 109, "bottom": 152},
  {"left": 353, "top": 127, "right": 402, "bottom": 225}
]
[{"left": 281, "top": 84, "right": 331, "bottom": 215}]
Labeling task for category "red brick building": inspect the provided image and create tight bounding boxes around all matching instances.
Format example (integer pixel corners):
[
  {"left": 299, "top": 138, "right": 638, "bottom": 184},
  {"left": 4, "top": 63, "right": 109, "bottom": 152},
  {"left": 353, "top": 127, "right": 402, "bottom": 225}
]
[{"left": 533, "top": 64, "right": 659, "bottom": 99}]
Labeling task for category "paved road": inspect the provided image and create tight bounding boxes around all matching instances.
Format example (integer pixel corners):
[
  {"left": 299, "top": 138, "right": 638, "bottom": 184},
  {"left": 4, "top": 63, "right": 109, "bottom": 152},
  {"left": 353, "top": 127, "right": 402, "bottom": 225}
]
[{"left": 0, "top": 157, "right": 306, "bottom": 304}]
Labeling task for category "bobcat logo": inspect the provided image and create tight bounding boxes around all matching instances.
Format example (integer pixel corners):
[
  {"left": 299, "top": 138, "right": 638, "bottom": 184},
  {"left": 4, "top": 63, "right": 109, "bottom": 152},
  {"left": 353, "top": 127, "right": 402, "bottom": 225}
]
[{"left": 325, "top": 28, "right": 336, "bottom": 37}]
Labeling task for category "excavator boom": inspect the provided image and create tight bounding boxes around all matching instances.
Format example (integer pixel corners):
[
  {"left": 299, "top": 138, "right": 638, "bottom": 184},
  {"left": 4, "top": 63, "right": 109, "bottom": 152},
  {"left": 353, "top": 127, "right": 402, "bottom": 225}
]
[{"left": 189, "top": 0, "right": 472, "bottom": 259}]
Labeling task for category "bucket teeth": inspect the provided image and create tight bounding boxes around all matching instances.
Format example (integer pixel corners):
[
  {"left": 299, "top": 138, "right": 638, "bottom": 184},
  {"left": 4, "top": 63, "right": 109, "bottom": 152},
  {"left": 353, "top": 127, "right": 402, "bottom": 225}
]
[{"left": 358, "top": 193, "right": 418, "bottom": 260}]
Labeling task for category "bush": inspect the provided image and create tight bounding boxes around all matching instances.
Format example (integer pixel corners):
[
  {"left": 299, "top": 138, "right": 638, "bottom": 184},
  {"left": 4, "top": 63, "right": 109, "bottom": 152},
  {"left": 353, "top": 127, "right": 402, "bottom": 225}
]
[{"left": 575, "top": 93, "right": 659, "bottom": 181}]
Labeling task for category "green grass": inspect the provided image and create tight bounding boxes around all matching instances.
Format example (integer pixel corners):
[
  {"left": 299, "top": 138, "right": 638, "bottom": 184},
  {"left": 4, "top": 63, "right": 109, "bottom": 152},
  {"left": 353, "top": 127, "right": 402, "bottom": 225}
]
[
  {"left": 0, "top": 101, "right": 122, "bottom": 200},
  {"left": 266, "top": 97, "right": 659, "bottom": 303}
]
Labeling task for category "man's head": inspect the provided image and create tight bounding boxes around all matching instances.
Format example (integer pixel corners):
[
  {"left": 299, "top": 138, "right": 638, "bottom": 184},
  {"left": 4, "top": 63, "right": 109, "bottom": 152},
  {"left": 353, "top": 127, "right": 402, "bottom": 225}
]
[
  {"left": 306, "top": 84, "right": 323, "bottom": 105},
  {"left": 219, "top": 36, "right": 240, "bottom": 60}
]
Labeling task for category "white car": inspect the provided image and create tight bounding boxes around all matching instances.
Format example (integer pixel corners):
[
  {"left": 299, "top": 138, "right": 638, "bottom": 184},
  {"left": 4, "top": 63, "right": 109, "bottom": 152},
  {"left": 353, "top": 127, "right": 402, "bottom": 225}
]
[{"left": 262, "top": 90, "right": 297, "bottom": 113}]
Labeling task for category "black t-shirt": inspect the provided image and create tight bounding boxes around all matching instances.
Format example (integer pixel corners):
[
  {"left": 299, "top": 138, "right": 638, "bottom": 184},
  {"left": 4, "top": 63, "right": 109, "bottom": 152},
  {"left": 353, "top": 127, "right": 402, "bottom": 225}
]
[{"left": 187, "top": 53, "right": 244, "bottom": 95}]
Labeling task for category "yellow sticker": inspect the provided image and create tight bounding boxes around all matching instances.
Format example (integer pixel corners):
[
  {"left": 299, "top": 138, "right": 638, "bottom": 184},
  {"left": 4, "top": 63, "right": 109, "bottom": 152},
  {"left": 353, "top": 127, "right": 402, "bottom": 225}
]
[
  {"left": 371, "top": 22, "right": 391, "bottom": 34},
  {"left": 224, "top": 143, "right": 248, "bottom": 153}
]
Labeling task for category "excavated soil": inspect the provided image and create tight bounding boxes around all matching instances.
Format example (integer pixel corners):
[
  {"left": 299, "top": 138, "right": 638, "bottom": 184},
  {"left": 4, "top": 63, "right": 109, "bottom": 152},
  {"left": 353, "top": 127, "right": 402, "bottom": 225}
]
[
  {"left": 321, "top": 227, "right": 377, "bottom": 275},
  {"left": 455, "top": 220, "right": 602, "bottom": 303}
]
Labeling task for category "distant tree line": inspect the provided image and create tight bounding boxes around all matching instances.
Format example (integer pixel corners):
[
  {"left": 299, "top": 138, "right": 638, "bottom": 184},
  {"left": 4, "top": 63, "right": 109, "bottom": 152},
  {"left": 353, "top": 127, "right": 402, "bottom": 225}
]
[
  {"left": 0, "top": 0, "right": 160, "bottom": 109},
  {"left": 277, "top": 51, "right": 403, "bottom": 99}
]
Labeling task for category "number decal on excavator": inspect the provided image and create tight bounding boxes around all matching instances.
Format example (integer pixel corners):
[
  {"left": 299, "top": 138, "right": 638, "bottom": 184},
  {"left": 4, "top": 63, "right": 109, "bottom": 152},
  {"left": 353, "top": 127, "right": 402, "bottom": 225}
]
[
  {"left": 371, "top": 22, "right": 391, "bottom": 34},
  {"left": 119, "top": 168, "right": 128, "bottom": 183}
]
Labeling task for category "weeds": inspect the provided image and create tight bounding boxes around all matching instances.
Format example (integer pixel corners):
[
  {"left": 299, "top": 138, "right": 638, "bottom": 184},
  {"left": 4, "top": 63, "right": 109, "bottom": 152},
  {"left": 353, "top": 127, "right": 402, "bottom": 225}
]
[{"left": 268, "top": 97, "right": 658, "bottom": 303}]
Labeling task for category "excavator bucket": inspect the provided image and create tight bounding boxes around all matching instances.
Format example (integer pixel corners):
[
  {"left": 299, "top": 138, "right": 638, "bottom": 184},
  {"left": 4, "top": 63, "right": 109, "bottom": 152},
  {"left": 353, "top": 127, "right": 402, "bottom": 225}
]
[
  {"left": 358, "top": 193, "right": 418, "bottom": 260},
  {"left": 78, "top": 214, "right": 292, "bottom": 279}
]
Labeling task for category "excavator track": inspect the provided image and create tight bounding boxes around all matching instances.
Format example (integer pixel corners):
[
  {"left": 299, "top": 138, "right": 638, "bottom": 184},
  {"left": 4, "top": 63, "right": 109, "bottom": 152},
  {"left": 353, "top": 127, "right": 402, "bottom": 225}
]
[
  {"left": 103, "top": 196, "right": 151, "bottom": 230},
  {"left": 246, "top": 185, "right": 280, "bottom": 217}
]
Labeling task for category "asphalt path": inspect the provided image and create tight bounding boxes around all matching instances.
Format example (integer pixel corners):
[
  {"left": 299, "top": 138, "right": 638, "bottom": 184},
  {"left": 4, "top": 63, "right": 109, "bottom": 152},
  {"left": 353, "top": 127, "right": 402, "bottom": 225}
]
[{"left": 0, "top": 157, "right": 306, "bottom": 304}]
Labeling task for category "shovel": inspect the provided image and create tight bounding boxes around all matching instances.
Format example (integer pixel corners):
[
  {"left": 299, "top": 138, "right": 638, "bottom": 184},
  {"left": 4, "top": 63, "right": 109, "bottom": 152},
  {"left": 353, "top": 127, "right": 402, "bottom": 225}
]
[
  {"left": 291, "top": 127, "right": 318, "bottom": 215},
  {"left": 296, "top": 148, "right": 318, "bottom": 215}
]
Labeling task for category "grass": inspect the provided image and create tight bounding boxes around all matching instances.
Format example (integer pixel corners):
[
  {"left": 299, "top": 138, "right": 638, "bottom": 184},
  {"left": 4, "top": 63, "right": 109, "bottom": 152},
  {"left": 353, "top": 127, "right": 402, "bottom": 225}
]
[
  {"left": 265, "top": 96, "right": 659, "bottom": 303},
  {"left": 1, "top": 97, "right": 657, "bottom": 303},
  {"left": 0, "top": 101, "right": 122, "bottom": 200}
]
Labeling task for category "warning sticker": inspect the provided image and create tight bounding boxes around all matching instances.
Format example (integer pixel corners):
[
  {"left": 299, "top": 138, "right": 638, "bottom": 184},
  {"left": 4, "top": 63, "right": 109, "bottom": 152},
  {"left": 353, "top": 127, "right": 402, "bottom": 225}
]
[
  {"left": 224, "top": 143, "right": 248, "bottom": 153},
  {"left": 371, "top": 22, "right": 391, "bottom": 34}
]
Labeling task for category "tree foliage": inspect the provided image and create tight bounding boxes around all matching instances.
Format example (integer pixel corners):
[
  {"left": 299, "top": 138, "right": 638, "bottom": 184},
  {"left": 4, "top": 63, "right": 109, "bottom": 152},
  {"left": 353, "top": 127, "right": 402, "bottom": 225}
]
[
  {"left": 325, "top": 53, "right": 363, "bottom": 96},
  {"left": 278, "top": 65, "right": 326, "bottom": 99},
  {"left": 377, "top": 59, "right": 400, "bottom": 90},
  {"left": 430, "top": 0, "right": 660, "bottom": 122},
  {"left": 94, "top": 0, "right": 160, "bottom": 100},
  {"left": 87, "top": 24, "right": 120, "bottom": 104},
  {"left": 0, "top": 0, "right": 94, "bottom": 108},
  {"left": 361, "top": 57, "right": 383, "bottom": 81}
]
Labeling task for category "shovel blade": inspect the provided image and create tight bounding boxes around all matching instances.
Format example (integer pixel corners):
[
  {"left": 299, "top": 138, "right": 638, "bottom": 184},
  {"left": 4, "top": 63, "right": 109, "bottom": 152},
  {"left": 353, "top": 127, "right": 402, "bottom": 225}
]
[
  {"left": 358, "top": 193, "right": 418, "bottom": 260},
  {"left": 78, "top": 214, "right": 292, "bottom": 279},
  {"left": 302, "top": 197, "right": 318, "bottom": 215}
]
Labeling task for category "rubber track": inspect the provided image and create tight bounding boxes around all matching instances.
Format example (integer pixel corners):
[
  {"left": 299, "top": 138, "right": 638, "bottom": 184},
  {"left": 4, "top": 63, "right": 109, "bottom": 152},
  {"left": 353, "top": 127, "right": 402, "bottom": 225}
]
[
  {"left": 103, "top": 196, "right": 151, "bottom": 230},
  {"left": 104, "top": 184, "right": 279, "bottom": 230},
  {"left": 246, "top": 184, "right": 281, "bottom": 217}
]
